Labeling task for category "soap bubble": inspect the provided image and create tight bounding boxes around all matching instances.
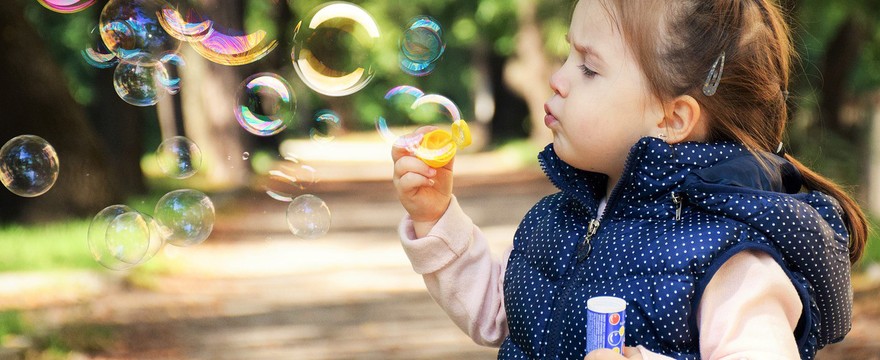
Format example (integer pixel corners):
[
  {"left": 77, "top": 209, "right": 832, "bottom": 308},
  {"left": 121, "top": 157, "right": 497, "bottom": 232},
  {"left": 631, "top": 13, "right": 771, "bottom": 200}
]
[
  {"left": 190, "top": 27, "right": 278, "bottom": 66},
  {"left": 310, "top": 110, "right": 341, "bottom": 143},
  {"left": 375, "top": 85, "right": 425, "bottom": 147},
  {"left": 156, "top": 6, "right": 214, "bottom": 42},
  {"left": 104, "top": 211, "right": 152, "bottom": 265},
  {"left": 82, "top": 26, "right": 118, "bottom": 69},
  {"left": 37, "top": 0, "right": 96, "bottom": 13},
  {"left": 292, "top": 2, "right": 380, "bottom": 96},
  {"left": 100, "top": 0, "right": 180, "bottom": 61},
  {"left": 265, "top": 155, "right": 318, "bottom": 202},
  {"left": 113, "top": 53, "right": 170, "bottom": 106},
  {"left": 154, "top": 189, "right": 215, "bottom": 247},
  {"left": 89, "top": 205, "right": 141, "bottom": 270},
  {"left": 157, "top": 52, "right": 185, "bottom": 94},
  {"left": 399, "top": 16, "right": 445, "bottom": 76},
  {"left": 234, "top": 73, "right": 296, "bottom": 136},
  {"left": 286, "top": 194, "right": 331, "bottom": 239},
  {"left": 0, "top": 135, "right": 60, "bottom": 198},
  {"left": 156, "top": 136, "right": 202, "bottom": 179}
]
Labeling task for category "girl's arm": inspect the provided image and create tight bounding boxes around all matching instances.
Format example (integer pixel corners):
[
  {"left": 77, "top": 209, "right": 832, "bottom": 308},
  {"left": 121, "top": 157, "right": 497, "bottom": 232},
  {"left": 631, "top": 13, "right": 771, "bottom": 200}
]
[
  {"left": 697, "top": 249, "right": 802, "bottom": 359},
  {"left": 398, "top": 196, "right": 510, "bottom": 347}
]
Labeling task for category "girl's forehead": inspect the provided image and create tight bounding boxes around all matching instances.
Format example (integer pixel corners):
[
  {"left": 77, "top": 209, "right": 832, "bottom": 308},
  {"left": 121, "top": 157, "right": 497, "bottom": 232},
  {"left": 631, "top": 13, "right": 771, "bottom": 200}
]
[{"left": 569, "top": 0, "right": 624, "bottom": 53}]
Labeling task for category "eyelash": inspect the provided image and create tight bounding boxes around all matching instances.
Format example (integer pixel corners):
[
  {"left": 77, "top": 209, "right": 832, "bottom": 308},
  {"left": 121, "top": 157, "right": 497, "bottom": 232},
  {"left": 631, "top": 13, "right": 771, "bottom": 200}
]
[{"left": 578, "top": 65, "right": 598, "bottom": 78}]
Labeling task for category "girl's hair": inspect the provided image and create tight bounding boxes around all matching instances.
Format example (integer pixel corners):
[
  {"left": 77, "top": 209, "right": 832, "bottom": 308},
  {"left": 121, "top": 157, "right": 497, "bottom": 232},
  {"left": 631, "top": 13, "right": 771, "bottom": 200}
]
[{"left": 598, "top": 0, "right": 867, "bottom": 263}]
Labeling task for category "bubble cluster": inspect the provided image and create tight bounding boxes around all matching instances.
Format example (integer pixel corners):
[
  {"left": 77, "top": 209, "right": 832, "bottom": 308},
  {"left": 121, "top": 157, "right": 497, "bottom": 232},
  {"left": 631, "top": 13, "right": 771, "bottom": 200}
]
[
  {"left": 99, "top": 0, "right": 180, "bottom": 61},
  {"left": 38, "top": 0, "right": 96, "bottom": 14},
  {"left": 158, "top": 7, "right": 277, "bottom": 66},
  {"left": 154, "top": 189, "right": 215, "bottom": 247},
  {"left": 234, "top": 73, "right": 296, "bottom": 136},
  {"left": 89, "top": 205, "right": 164, "bottom": 270},
  {"left": 0, "top": 135, "right": 60, "bottom": 198},
  {"left": 399, "top": 16, "right": 445, "bottom": 76},
  {"left": 156, "top": 136, "right": 202, "bottom": 179},
  {"left": 310, "top": 110, "right": 341, "bottom": 143},
  {"left": 292, "top": 2, "right": 380, "bottom": 96},
  {"left": 286, "top": 194, "right": 331, "bottom": 239}
]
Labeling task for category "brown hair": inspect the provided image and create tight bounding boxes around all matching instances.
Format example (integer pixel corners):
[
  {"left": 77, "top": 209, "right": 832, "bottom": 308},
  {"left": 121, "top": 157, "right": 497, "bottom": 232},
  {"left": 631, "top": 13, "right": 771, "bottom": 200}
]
[{"left": 598, "top": 0, "right": 868, "bottom": 264}]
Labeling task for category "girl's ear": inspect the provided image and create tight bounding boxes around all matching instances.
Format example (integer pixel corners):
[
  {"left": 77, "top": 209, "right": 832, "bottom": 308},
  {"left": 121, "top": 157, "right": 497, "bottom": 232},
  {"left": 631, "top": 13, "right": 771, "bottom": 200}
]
[{"left": 658, "top": 95, "right": 708, "bottom": 143}]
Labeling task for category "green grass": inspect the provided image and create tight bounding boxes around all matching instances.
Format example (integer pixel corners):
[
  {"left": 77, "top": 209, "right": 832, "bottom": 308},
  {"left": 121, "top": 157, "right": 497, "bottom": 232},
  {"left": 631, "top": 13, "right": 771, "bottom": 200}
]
[{"left": 0, "top": 220, "right": 99, "bottom": 272}]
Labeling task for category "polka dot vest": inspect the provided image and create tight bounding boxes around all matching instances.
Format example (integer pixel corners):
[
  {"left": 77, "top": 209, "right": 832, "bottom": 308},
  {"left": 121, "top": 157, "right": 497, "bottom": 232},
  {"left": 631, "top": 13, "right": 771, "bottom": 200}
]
[{"left": 498, "top": 137, "right": 852, "bottom": 360}]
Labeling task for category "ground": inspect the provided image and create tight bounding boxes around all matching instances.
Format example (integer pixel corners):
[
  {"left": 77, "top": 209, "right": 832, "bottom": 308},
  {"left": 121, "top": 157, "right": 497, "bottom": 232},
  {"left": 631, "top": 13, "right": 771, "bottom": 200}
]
[{"left": 1, "top": 156, "right": 878, "bottom": 359}]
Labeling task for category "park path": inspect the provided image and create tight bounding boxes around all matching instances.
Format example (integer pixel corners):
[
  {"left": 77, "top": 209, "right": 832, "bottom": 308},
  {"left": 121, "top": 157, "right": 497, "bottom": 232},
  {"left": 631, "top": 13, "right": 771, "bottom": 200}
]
[{"left": 2, "top": 153, "right": 879, "bottom": 359}]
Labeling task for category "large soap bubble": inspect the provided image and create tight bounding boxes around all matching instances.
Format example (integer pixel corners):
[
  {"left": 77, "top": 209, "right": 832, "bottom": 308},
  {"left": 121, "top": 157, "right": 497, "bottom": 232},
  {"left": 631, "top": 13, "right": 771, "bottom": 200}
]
[
  {"left": 0, "top": 135, "right": 60, "bottom": 198},
  {"left": 100, "top": 0, "right": 180, "bottom": 61},
  {"left": 38, "top": 0, "right": 96, "bottom": 14},
  {"left": 234, "top": 73, "right": 296, "bottom": 136},
  {"left": 154, "top": 189, "right": 215, "bottom": 247},
  {"left": 89, "top": 205, "right": 158, "bottom": 270},
  {"left": 113, "top": 53, "right": 171, "bottom": 106},
  {"left": 291, "top": 2, "right": 380, "bottom": 96}
]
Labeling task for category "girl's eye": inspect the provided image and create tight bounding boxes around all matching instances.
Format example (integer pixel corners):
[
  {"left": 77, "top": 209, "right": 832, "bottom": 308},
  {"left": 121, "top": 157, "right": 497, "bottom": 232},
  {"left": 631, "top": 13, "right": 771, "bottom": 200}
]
[{"left": 578, "top": 65, "right": 598, "bottom": 78}]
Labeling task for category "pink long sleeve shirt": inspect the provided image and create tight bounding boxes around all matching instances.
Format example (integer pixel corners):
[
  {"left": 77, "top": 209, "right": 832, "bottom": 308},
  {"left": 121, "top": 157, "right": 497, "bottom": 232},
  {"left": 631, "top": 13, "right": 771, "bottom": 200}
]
[{"left": 399, "top": 196, "right": 803, "bottom": 359}]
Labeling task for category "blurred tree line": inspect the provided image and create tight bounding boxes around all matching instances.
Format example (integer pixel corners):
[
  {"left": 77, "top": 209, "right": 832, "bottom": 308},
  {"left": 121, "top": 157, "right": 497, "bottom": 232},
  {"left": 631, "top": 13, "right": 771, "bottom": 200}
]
[{"left": 1, "top": 0, "right": 879, "bottom": 223}]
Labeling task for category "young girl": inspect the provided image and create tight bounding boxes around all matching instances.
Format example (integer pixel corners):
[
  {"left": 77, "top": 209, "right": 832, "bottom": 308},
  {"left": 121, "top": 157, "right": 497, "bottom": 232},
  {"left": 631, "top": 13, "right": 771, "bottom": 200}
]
[{"left": 391, "top": 0, "right": 868, "bottom": 359}]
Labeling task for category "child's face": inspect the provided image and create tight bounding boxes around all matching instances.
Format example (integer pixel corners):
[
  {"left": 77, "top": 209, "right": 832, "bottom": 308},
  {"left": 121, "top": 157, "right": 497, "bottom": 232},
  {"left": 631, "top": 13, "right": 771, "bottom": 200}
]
[{"left": 545, "top": 0, "right": 664, "bottom": 181}]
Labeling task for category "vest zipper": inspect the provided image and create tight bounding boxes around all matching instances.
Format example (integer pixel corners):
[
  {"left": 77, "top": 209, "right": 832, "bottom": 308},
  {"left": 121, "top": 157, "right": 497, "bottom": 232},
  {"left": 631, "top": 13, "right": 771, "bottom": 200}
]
[
  {"left": 671, "top": 192, "right": 684, "bottom": 221},
  {"left": 576, "top": 219, "right": 601, "bottom": 261}
]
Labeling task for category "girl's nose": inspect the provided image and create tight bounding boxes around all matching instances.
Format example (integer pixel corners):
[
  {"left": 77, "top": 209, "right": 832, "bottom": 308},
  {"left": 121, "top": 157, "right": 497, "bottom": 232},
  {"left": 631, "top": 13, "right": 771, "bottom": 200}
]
[{"left": 549, "top": 67, "right": 567, "bottom": 97}]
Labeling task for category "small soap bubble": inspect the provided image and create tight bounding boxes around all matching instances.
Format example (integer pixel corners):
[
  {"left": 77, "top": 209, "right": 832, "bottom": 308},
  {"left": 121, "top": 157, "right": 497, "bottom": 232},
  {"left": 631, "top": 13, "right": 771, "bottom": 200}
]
[
  {"left": 291, "top": 2, "right": 380, "bottom": 96},
  {"left": 234, "top": 73, "right": 296, "bottom": 136},
  {"left": 286, "top": 194, "right": 331, "bottom": 239},
  {"left": 154, "top": 189, "right": 215, "bottom": 247},
  {"left": 399, "top": 16, "right": 445, "bottom": 76},
  {"left": 0, "top": 135, "right": 60, "bottom": 198},
  {"left": 82, "top": 26, "right": 118, "bottom": 69},
  {"left": 310, "top": 110, "right": 341, "bottom": 143},
  {"left": 158, "top": 52, "right": 186, "bottom": 94},
  {"left": 38, "top": 0, "right": 96, "bottom": 13},
  {"left": 100, "top": 0, "right": 181, "bottom": 61},
  {"left": 156, "top": 136, "right": 202, "bottom": 179},
  {"left": 375, "top": 85, "right": 425, "bottom": 145},
  {"left": 113, "top": 53, "right": 170, "bottom": 106},
  {"left": 265, "top": 155, "right": 318, "bottom": 202},
  {"left": 89, "top": 205, "right": 138, "bottom": 270},
  {"left": 242, "top": 152, "right": 250, "bottom": 160}
]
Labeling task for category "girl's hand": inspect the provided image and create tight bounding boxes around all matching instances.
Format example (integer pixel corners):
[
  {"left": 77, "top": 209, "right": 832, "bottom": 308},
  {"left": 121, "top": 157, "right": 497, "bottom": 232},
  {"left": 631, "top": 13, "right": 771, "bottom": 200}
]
[
  {"left": 392, "top": 127, "right": 454, "bottom": 237},
  {"left": 584, "top": 347, "right": 643, "bottom": 360}
]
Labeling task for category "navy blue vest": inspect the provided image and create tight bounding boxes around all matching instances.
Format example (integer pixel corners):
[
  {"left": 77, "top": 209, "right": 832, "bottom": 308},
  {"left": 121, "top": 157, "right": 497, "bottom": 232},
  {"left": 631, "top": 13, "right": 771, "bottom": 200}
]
[{"left": 498, "top": 138, "right": 852, "bottom": 359}]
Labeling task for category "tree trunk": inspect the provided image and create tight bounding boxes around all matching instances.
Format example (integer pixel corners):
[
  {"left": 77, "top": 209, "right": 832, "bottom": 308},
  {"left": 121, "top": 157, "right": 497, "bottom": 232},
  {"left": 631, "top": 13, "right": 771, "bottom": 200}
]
[
  {"left": 177, "top": 0, "right": 251, "bottom": 189},
  {"left": 819, "top": 16, "right": 867, "bottom": 140},
  {"left": 0, "top": 0, "right": 121, "bottom": 222},
  {"left": 504, "top": 0, "right": 554, "bottom": 146}
]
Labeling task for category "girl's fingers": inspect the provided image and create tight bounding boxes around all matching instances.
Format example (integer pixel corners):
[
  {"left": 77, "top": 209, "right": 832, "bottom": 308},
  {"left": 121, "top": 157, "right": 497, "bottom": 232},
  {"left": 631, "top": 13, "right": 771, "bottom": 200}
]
[
  {"left": 390, "top": 126, "right": 442, "bottom": 162},
  {"left": 397, "top": 171, "right": 434, "bottom": 192},
  {"left": 394, "top": 156, "right": 437, "bottom": 180}
]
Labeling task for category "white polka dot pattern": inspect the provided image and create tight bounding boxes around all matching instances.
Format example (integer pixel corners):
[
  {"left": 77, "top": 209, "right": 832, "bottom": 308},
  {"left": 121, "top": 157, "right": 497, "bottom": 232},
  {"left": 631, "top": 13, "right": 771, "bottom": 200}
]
[{"left": 497, "top": 138, "right": 852, "bottom": 360}]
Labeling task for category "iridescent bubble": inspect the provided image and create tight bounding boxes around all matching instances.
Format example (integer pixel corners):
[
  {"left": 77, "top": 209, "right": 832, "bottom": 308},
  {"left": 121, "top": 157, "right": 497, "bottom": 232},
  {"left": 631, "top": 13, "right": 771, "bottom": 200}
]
[
  {"left": 38, "top": 0, "right": 96, "bottom": 13},
  {"left": 310, "top": 110, "right": 341, "bottom": 143},
  {"left": 399, "top": 16, "right": 445, "bottom": 77},
  {"left": 82, "top": 26, "right": 118, "bottom": 69},
  {"left": 105, "top": 211, "right": 151, "bottom": 264},
  {"left": 158, "top": 52, "right": 185, "bottom": 94},
  {"left": 291, "top": 2, "right": 380, "bottom": 96},
  {"left": 156, "top": 136, "right": 202, "bottom": 179},
  {"left": 375, "top": 85, "right": 425, "bottom": 147},
  {"left": 0, "top": 135, "right": 60, "bottom": 198},
  {"left": 154, "top": 189, "right": 215, "bottom": 247},
  {"left": 156, "top": 6, "right": 214, "bottom": 42},
  {"left": 286, "top": 194, "right": 331, "bottom": 239},
  {"left": 113, "top": 53, "right": 170, "bottom": 106},
  {"left": 265, "top": 156, "right": 318, "bottom": 202},
  {"left": 234, "top": 73, "right": 296, "bottom": 136},
  {"left": 190, "top": 27, "right": 278, "bottom": 66},
  {"left": 88, "top": 205, "right": 138, "bottom": 270},
  {"left": 100, "top": 0, "right": 180, "bottom": 61}
]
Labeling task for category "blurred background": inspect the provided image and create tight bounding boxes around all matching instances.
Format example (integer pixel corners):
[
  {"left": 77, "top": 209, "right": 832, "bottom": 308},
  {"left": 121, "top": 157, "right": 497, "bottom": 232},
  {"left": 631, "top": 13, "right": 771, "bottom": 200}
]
[{"left": 0, "top": 0, "right": 879, "bottom": 359}]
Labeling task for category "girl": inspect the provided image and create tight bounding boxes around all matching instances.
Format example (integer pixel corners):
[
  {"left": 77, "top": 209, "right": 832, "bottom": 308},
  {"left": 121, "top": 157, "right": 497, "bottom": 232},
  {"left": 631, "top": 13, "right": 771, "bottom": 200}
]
[{"left": 391, "top": 0, "right": 868, "bottom": 359}]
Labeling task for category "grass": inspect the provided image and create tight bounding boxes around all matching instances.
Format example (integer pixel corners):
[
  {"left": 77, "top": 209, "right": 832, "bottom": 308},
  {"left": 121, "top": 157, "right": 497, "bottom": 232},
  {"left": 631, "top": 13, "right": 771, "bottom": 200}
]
[{"left": 0, "top": 220, "right": 99, "bottom": 272}]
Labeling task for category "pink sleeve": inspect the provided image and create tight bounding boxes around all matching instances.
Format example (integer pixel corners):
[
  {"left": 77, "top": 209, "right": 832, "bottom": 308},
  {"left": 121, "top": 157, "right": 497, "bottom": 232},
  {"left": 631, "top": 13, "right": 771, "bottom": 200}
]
[
  {"left": 697, "top": 250, "right": 802, "bottom": 359},
  {"left": 398, "top": 196, "right": 510, "bottom": 347}
]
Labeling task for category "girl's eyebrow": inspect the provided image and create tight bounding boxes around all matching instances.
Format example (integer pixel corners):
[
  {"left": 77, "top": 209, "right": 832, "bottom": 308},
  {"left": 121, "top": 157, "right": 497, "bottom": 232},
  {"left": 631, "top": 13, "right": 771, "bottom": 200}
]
[{"left": 565, "top": 33, "right": 606, "bottom": 67}]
